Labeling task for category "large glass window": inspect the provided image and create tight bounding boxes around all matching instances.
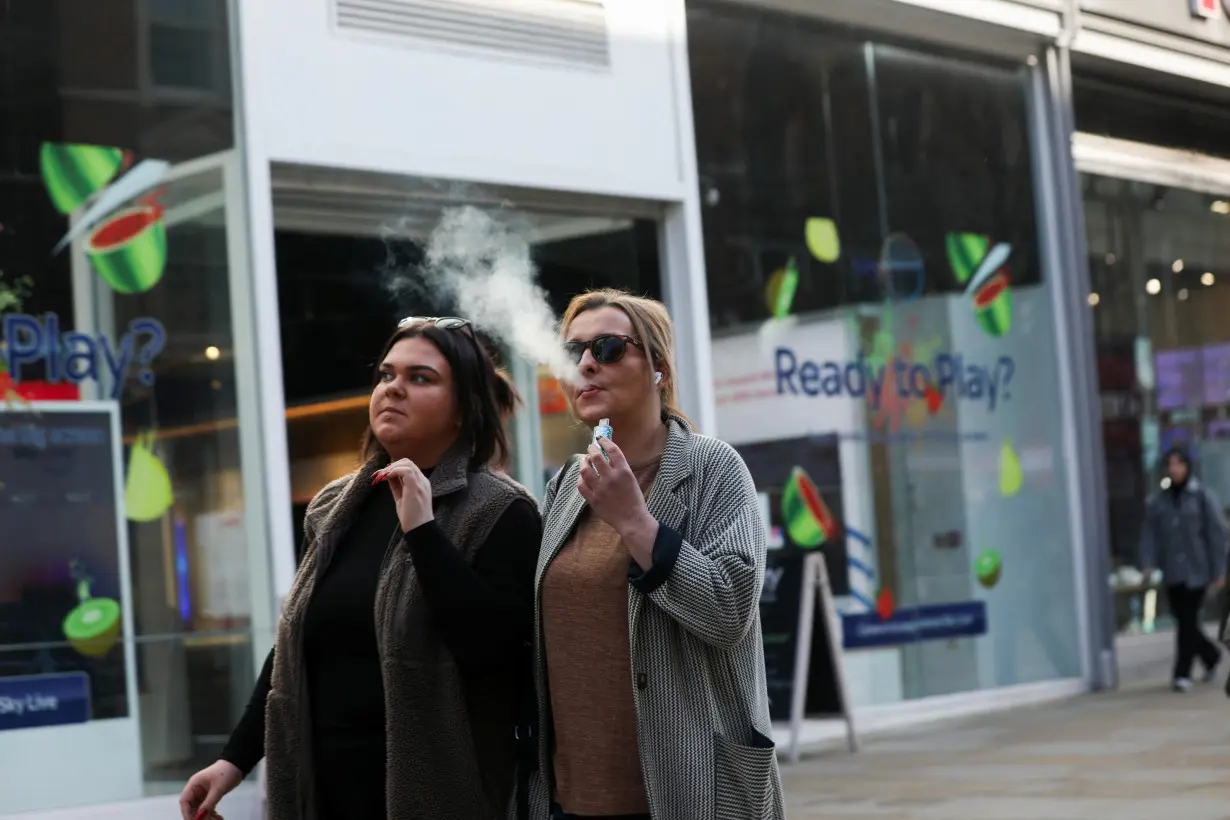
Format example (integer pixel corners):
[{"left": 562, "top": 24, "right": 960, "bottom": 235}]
[
  {"left": 689, "top": 3, "right": 1082, "bottom": 707},
  {"left": 0, "top": 2, "right": 254, "bottom": 813},
  {"left": 269, "top": 189, "right": 661, "bottom": 557}
]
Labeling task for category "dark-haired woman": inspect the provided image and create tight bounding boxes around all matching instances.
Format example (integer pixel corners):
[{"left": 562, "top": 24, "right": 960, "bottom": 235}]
[{"left": 179, "top": 317, "right": 543, "bottom": 820}]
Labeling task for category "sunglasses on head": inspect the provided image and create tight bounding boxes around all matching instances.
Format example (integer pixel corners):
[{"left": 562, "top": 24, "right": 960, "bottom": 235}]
[
  {"left": 398, "top": 316, "right": 472, "bottom": 332},
  {"left": 562, "top": 334, "right": 644, "bottom": 365}
]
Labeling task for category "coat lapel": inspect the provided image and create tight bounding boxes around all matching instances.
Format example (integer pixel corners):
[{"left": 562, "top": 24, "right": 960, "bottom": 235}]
[
  {"left": 628, "top": 417, "right": 693, "bottom": 628},
  {"left": 536, "top": 469, "right": 587, "bottom": 588}
]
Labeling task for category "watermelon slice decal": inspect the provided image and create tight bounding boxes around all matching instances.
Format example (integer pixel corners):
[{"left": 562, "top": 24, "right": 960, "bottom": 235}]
[
  {"left": 781, "top": 466, "right": 841, "bottom": 548},
  {"left": 947, "top": 232, "right": 1013, "bottom": 338},
  {"left": 40, "top": 142, "right": 128, "bottom": 215},
  {"left": 86, "top": 204, "right": 168, "bottom": 294}
]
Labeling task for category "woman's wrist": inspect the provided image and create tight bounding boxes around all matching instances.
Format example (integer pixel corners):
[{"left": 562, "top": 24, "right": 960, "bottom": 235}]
[{"left": 618, "top": 510, "right": 660, "bottom": 570}]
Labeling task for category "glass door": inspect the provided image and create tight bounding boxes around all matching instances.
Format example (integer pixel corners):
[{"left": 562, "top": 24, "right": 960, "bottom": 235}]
[
  {"left": 68, "top": 149, "right": 273, "bottom": 792},
  {"left": 1076, "top": 133, "right": 1230, "bottom": 638}
]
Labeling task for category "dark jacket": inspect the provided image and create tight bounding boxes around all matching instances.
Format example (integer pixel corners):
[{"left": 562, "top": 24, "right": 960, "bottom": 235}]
[
  {"left": 528, "top": 417, "right": 786, "bottom": 820},
  {"left": 1140, "top": 476, "right": 1228, "bottom": 588},
  {"left": 265, "top": 445, "right": 536, "bottom": 820}
]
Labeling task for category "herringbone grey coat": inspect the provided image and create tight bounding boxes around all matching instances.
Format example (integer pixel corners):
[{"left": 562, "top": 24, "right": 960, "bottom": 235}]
[{"left": 527, "top": 416, "right": 786, "bottom": 820}]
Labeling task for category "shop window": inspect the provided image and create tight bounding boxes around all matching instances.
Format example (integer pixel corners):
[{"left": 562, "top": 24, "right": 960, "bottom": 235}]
[
  {"left": 273, "top": 209, "right": 661, "bottom": 517},
  {"left": 0, "top": 3, "right": 257, "bottom": 813},
  {"left": 689, "top": 2, "right": 1082, "bottom": 707}
]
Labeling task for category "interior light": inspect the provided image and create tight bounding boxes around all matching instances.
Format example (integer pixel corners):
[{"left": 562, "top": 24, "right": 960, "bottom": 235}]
[
  {"left": 1146, "top": 278, "right": 1161, "bottom": 295},
  {"left": 1087, "top": 293, "right": 1100, "bottom": 306},
  {"left": 205, "top": 346, "right": 221, "bottom": 361},
  {"left": 1104, "top": 253, "right": 1116, "bottom": 265},
  {"left": 1203, "top": 272, "right": 1216, "bottom": 286},
  {"left": 1212, "top": 200, "right": 1230, "bottom": 214},
  {"left": 1172, "top": 259, "right": 1184, "bottom": 273},
  {"left": 1179, "top": 288, "right": 1190, "bottom": 301}
]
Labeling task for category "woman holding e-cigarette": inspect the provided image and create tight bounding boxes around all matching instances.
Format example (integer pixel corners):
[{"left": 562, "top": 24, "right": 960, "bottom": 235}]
[
  {"left": 527, "top": 289, "right": 785, "bottom": 820},
  {"left": 179, "top": 317, "right": 542, "bottom": 820}
]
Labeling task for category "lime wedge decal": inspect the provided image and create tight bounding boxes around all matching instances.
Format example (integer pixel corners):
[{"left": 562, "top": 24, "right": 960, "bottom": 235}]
[
  {"left": 63, "top": 597, "right": 121, "bottom": 657},
  {"left": 1000, "top": 440, "right": 1023, "bottom": 497},
  {"left": 974, "top": 549, "right": 1002, "bottom": 589},
  {"left": 40, "top": 142, "right": 126, "bottom": 215},
  {"left": 805, "top": 217, "right": 841, "bottom": 263},
  {"left": 125, "top": 431, "right": 174, "bottom": 522}
]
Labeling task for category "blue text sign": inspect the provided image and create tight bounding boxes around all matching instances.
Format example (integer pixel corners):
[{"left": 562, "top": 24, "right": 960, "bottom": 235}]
[
  {"left": 841, "top": 600, "right": 988, "bottom": 650},
  {"left": 0, "top": 672, "right": 92, "bottom": 731},
  {"left": 2, "top": 312, "right": 166, "bottom": 400}
]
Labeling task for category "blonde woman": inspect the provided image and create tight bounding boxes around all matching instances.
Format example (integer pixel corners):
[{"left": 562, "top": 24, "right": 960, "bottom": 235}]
[{"left": 529, "top": 289, "right": 784, "bottom": 820}]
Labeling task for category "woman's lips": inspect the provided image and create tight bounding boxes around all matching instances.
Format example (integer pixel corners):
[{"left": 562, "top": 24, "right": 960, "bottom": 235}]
[
  {"left": 578, "top": 387, "right": 603, "bottom": 400},
  {"left": 379, "top": 406, "right": 406, "bottom": 417}
]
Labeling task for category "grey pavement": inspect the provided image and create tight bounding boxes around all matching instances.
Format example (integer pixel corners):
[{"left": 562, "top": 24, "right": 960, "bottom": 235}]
[{"left": 782, "top": 676, "right": 1230, "bottom": 819}]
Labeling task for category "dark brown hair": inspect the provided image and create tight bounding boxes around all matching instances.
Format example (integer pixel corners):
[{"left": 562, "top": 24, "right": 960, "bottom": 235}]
[
  {"left": 492, "top": 368, "right": 522, "bottom": 420},
  {"left": 360, "top": 321, "right": 509, "bottom": 471}
]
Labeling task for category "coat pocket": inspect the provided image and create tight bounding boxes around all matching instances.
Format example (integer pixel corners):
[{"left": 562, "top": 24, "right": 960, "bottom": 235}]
[{"left": 713, "top": 730, "right": 783, "bottom": 820}]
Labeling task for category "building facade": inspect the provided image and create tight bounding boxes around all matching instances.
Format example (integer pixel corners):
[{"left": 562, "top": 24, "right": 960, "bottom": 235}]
[{"left": 1, "top": 0, "right": 1227, "bottom": 817}]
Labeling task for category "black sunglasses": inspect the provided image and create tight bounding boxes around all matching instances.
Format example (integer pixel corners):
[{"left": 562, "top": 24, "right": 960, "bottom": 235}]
[{"left": 563, "top": 334, "right": 644, "bottom": 365}]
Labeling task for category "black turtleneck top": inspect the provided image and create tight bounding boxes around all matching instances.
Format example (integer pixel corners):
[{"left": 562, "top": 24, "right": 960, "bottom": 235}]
[{"left": 219, "top": 480, "right": 540, "bottom": 819}]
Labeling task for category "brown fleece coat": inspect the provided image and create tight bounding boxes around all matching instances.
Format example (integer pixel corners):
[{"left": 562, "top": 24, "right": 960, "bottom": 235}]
[{"left": 265, "top": 445, "right": 535, "bottom": 820}]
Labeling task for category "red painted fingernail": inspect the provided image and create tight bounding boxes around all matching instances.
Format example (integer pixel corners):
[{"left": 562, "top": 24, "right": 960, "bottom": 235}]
[{"left": 195, "top": 810, "right": 207, "bottom": 820}]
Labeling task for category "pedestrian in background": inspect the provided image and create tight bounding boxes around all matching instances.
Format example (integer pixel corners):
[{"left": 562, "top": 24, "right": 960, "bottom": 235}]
[{"left": 1140, "top": 446, "right": 1227, "bottom": 693}]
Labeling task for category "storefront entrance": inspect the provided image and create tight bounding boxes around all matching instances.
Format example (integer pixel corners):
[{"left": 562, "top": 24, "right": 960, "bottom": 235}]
[
  {"left": 1077, "top": 132, "right": 1230, "bottom": 645},
  {"left": 265, "top": 165, "right": 665, "bottom": 540}
]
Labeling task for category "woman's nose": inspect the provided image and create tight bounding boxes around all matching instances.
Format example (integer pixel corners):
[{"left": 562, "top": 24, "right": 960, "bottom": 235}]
[
  {"left": 578, "top": 349, "right": 599, "bottom": 373},
  {"left": 385, "top": 379, "right": 407, "bottom": 397}
]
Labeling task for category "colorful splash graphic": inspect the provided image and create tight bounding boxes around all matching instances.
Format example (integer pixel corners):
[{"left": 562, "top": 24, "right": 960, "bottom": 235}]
[
  {"left": 39, "top": 142, "right": 170, "bottom": 295},
  {"left": 124, "top": 430, "right": 174, "bottom": 522},
  {"left": 999, "top": 439, "right": 1023, "bottom": 497},
  {"left": 804, "top": 217, "right": 841, "bottom": 263},
  {"left": 86, "top": 203, "right": 168, "bottom": 294},
  {"left": 859, "top": 308, "right": 947, "bottom": 434},
  {"left": 974, "top": 549, "right": 1003, "bottom": 589},
  {"left": 781, "top": 465, "right": 840, "bottom": 548},
  {"left": 764, "top": 256, "right": 800, "bottom": 318},
  {"left": 946, "top": 232, "right": 1013, "bottom": 338},
  {"left": 39, "top": 143, "right": 128, "bottom": 215},
  {"left": 62, "top": 560, "right": 121, "bottom": 658}
]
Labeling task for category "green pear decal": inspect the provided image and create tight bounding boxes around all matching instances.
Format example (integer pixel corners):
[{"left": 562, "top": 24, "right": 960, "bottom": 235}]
[{"left": 125, "top": 430, "right": 173, "bottom": 522}]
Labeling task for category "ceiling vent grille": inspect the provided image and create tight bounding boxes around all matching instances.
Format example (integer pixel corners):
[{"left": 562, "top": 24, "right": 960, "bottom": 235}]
[{"left": 333, "top": 0, "right": 610, "bottom": 69}]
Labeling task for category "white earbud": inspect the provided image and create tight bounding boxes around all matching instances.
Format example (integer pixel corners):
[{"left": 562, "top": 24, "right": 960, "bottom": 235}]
[{"left": 654, "top": 372, "right": 663, "bottom": 385}]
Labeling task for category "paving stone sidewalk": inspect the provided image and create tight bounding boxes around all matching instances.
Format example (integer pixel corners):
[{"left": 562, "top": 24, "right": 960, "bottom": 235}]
[{"left": 782, "top": 679, "right": 1230, "bottom": 819}]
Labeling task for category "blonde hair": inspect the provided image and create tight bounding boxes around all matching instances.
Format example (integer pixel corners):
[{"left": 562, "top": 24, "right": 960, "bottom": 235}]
[{"left": 559, "top": 289, "right": 686, "bottom": 424}]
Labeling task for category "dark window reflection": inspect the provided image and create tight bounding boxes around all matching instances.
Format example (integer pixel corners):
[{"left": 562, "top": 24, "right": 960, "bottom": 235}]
[{"left": 687, "top": 4, "right": 1039, "bottom": 331}]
